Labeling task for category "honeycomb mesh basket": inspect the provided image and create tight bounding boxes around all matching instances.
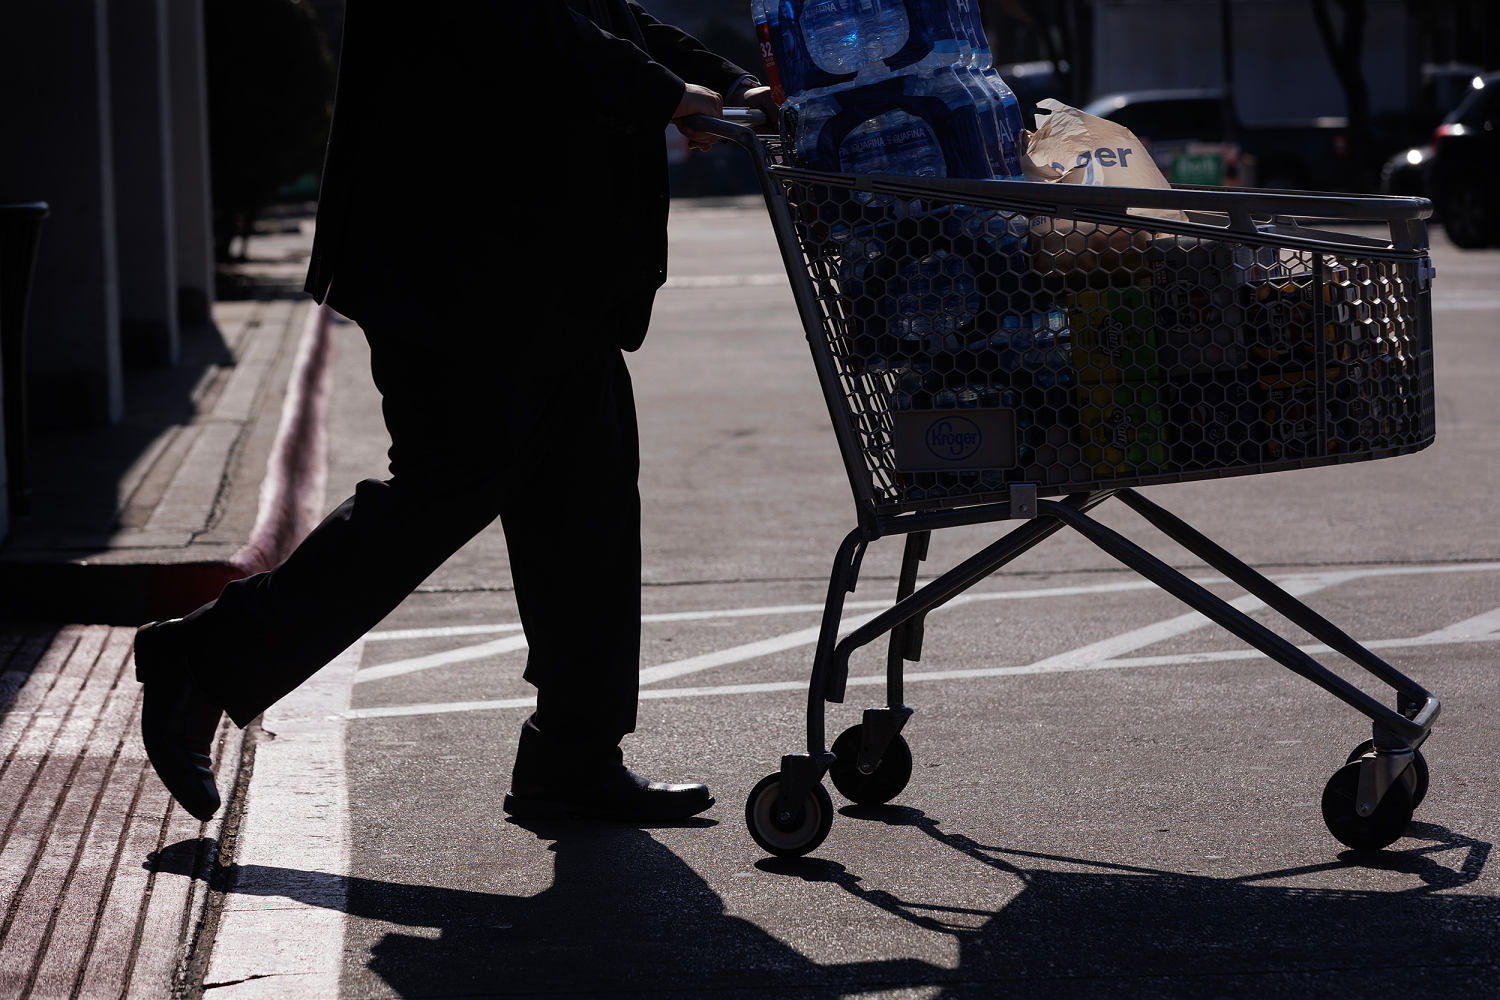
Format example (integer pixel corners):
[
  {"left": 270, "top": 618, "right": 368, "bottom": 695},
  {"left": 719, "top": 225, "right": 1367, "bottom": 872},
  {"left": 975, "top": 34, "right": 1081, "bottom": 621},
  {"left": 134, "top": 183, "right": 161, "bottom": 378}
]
[{"left": 771, "top": 165, "right": 1438, "bottom": 517}]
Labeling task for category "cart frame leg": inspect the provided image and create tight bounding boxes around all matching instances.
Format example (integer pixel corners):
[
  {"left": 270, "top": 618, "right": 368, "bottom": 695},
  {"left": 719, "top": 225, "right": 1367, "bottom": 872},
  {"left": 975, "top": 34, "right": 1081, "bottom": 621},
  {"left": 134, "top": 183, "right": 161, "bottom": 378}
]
[
  {"left": 1113, "top": 488, "right": 1437, "bottom": 746},
  {"left": 822, "top": 492, "right": 1115, "bottom": 704},
  {"left": 885, "top": 530, "right": 930, "bottom": 704},
  {"left": 1040, "top": 496, "right": 1440, "bottom": 750},
  {"left": 778, "top": 527, "right": 868, "bottom": 816}
]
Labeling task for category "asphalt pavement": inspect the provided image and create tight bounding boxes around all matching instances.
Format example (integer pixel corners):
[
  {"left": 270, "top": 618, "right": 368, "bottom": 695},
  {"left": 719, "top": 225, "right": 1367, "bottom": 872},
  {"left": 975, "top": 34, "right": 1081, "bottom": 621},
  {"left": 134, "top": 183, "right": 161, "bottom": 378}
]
[
  {"left": 255, "top": 201, "right": 1500, "bottom": 998},
  {"left": 2, "top": 195, "right": 1498, "bottom": 998}
]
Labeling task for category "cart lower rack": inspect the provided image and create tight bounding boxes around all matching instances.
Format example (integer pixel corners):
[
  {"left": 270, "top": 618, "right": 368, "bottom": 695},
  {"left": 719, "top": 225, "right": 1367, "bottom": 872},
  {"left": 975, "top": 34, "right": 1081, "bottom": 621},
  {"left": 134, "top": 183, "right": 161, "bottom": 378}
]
[{"left": 687, "top": 114, "right": 1441, "bottom": 859}]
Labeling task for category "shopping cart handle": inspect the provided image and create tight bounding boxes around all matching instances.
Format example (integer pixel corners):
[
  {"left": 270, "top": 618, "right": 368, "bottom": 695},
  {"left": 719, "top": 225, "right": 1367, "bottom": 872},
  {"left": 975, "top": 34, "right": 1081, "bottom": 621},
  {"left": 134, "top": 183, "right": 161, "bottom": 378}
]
[
  {"left": 678, "top": 110, "right": 768, "bottom": 147},
  {"left": 720, "top": 108, "right": 768, "bottom": 127}
]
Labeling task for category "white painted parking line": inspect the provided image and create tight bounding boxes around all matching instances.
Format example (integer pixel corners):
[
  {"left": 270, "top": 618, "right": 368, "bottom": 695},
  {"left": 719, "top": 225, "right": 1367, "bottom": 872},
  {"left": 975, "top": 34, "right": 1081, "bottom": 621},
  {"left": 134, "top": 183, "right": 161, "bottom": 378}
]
[
  {"left": 355, "top": 579, "right": 1178, "bottom": 684},
  {"left": 203, "top": 639, "right": 364, "bottom": 997},
  {"left": 662, "top": 273, "right": 785, "bottom": 289},
  {"left": 345, "top": 604, "right": 1500, "bottom": 722},
  {"left": 357, "top": 563, "right": 1500, "bottom": 688},
  {"left": 633, "top": 573, "right": 1341, "bottom": 688},
  {"left": 1018, "top": 573, "right": 1342, "bottom": 674},
  {"left": 1412, "top": 606, "right": 1500, "bottom": 643},
  {"left": 365, "top": 623, "right": 525, "bottom": 642},
  {"left": 362, "top": 579, "right": 1176, "bottom": 644},
  {"left": 638, "top": 613, "right": 882, "bottom": 685},
  {"left": 345, "top": 623, "right": 1500, "bottom": 722},
  {"left": 353, "top": 634, "right": 530, "bottom": 685}
]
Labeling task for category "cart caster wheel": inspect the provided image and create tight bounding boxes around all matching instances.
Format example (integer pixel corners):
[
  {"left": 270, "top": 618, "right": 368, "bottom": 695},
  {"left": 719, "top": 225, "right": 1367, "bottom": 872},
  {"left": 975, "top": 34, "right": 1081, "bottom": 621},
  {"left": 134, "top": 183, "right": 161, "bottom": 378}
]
[
  {"left": 1321, "top": 759, "right": 1415, "bottom": 851},
  {"left": 829, "top": 725, "right": 912, "bottom": 806},
  {"left": 1345, "top": 739, "right": 1429, "bottom": 809},
  {"left": 745, "top": 773, "right": 834, "bottom": 858}
]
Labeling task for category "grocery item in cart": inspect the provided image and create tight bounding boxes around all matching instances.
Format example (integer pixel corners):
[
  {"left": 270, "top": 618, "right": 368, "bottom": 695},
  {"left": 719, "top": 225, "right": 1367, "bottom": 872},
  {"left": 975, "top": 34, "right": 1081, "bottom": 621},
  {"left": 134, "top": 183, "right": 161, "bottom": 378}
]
[
  {"left": 837, "top": 202, "right": 1037, "bottom": 372},
  {"left": 799, "top": 0, "right": 910, "bottom": 74},
  {"left": 1066, "top": 286, "right": 1161, "bottom": 387},
  {"left": 751, "top": 0, "right": 856, "bottom": 104},
  {"left": 1077, "top": 381, "right": 1171, "bottom": 477},
  {"left": 950, "top": 0, "right": 1025, "bottom": 173},
  {"left": 755, "top": 0, "right": 1025, "bottom": 178},
  {"left": 1021, "top": 99, "right": 1184, "bottom": 205},
  {"left": 799, "top": 78, "right": 992, "bottom": 177}
]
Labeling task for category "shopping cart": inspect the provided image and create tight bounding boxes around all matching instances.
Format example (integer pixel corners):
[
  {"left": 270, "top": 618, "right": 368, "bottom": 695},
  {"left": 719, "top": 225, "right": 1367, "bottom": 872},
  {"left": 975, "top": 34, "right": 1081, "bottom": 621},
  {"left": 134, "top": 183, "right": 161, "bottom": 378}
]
[{"left": 685, "top": 112, "right": 1441, "bottom": 858}]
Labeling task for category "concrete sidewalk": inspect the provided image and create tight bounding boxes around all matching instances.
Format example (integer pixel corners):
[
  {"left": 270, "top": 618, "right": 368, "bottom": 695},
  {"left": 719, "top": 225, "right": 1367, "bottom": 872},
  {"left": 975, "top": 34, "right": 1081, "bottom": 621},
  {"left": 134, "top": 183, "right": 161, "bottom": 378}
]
[{"left": 0, "top": 216, "right": 329, "bottom": 998}]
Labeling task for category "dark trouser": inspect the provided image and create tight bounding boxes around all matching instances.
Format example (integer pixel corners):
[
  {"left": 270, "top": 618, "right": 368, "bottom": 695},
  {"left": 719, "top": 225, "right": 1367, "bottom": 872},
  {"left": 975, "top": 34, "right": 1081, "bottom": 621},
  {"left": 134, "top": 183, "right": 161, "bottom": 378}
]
[{"left": 178, "top": 297, "right": 643, "bottom": 763}]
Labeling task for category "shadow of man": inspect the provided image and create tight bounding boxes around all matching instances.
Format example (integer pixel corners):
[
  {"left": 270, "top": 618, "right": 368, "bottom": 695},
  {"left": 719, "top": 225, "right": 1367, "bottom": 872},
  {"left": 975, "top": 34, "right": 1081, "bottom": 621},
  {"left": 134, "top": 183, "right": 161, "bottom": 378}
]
[{"left": 154, "top": 819, "right": 941, "bottom": 997}]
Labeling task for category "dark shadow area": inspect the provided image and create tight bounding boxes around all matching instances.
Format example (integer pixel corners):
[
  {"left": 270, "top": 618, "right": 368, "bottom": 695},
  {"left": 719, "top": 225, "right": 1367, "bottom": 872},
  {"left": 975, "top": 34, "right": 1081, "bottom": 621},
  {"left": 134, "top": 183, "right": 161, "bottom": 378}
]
[
  {"left": 2, "top": 316, "right": 234, "bottom": 545},
  {"left": 146, "top": 835, "right": 222, "bottom": 886},
  {"left": 213, "top": 203, "right": 320, "bottom": 302},
  {"left": 0, "top": 232, "right": 308, "bottom": 622},
  {"left": 152, "top": 808, "right": 1497, "bottom": 998},
  {"left": 756, "top": 806, "right": 1498, "bottom": 996},
  {"left": 156, "top": 820, "right": 938, "bottom": 998}
]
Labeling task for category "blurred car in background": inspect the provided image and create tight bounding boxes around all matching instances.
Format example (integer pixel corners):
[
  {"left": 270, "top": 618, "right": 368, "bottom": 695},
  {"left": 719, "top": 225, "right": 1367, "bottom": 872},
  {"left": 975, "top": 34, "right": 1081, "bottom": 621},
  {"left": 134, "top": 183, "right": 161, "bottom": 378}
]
[
  {"left": 1378, "top": 65, "right": 1491, "bottom": 199},
  {"left": 1080, "top": 89, "right": 1354, "bottom": 190},
  {"left": 1379, "top": 143, "right": 1431, "bottom": 198},
  {"left": 1428, "top": 71, "right": 1500, "bottom": 248},
  {"left": 997, "top": 59, "right": 1069, "bottom": 126},
  {"left": 1083, "top": 88, "right": 1449, "bottom": 193}
]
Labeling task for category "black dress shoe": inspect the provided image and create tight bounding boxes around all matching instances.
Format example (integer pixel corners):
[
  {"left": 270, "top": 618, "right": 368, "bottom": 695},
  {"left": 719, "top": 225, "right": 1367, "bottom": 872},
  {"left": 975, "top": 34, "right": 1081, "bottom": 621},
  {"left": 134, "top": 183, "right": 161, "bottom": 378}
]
[
  {"left": 503, "top": 766, "right": 714, "bottom": 822},
  {"left": 135, "top": 620, "right": 223, "bottom": 822}
]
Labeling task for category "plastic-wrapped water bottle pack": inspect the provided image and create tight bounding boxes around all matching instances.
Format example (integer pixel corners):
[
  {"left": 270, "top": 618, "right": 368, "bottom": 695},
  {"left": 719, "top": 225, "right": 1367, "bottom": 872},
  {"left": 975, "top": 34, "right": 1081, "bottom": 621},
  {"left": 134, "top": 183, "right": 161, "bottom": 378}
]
[{"left": 751, "top": 0, "right": 1026, "bottom": 180}]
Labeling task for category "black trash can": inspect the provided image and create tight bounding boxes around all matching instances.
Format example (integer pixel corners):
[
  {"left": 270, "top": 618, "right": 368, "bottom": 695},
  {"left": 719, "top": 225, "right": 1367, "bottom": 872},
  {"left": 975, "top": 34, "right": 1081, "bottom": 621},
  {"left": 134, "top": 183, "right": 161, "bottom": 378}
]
[{"left": 1, "top": 202, "right": 50, "bottom": 518}]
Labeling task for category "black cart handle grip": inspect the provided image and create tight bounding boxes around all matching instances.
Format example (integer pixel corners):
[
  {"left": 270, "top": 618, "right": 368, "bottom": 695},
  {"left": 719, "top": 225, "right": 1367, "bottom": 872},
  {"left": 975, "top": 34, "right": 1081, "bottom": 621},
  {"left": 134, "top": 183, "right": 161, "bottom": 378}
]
[{"left": 678, "top": 110, "right": 768, "bottom": 144}]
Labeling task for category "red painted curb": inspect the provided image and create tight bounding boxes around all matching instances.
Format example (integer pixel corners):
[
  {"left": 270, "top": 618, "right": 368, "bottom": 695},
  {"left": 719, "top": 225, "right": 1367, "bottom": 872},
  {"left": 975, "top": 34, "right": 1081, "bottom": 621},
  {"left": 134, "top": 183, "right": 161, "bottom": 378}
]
[{"left": 228, "top": 303, "right": 335, "bottom": 579}]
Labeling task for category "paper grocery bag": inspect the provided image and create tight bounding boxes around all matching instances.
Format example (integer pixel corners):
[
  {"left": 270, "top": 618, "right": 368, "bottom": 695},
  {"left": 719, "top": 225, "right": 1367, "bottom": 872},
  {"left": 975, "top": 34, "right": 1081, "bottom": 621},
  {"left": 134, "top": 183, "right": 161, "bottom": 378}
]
[{"left": 1020, "top": 98, "right": 1188, "bottom": 223}]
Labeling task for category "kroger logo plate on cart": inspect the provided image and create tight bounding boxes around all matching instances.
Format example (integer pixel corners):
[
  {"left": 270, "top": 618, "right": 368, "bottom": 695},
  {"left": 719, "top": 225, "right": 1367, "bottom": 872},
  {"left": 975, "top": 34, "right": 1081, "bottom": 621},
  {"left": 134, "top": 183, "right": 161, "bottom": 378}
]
[{"left": 893, "top": 409, "right": 1016, "bottom": 471}]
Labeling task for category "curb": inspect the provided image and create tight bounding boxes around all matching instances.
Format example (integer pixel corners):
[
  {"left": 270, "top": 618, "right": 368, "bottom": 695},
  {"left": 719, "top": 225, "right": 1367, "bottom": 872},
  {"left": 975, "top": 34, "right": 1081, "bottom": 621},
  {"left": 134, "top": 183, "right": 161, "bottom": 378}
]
[
  {"left": 0, "top": 303, "right": 336, "bottom": 624},
  {"left": 227, "top": 302, "right": 333, "bottom": 579}
]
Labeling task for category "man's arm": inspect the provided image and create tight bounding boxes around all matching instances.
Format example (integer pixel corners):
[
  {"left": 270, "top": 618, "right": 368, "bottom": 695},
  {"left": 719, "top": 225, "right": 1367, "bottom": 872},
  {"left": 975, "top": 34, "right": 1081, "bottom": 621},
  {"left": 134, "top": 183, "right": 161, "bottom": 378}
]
[
  {"left": 625, "top": 2, "right": 753, "bottom": 97},
  {"left": 538, "top": 2, "right": 693, "bottom": 136},
  {"left": 624, "top": 3, "right": 780, "bottom": 130}
]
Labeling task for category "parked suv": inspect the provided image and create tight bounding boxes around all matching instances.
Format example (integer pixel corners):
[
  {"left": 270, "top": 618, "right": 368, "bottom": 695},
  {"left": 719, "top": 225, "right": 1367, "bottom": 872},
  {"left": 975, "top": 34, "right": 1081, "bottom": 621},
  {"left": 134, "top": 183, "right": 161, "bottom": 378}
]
[{"left": 1430, "top": 72, "right": 1500, "bottom": 248}]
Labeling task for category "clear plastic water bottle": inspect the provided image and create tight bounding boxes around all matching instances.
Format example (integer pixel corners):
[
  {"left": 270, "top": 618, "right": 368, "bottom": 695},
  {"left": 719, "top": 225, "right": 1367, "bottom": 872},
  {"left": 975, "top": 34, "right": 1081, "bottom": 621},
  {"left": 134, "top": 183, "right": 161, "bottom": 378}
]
[
  {"left": 950, "top": 0, "right": 1025, "bottom": 176},
  {"left": 800, "top": 0, "right": 911, "bottom": 77},
  {"left": 907, "top": 63, "right": 997, "bottom": 179},
  {"left": 864, "top": 0, "right": 1010, "bottom": 179},
  {"left": 1045, "top": 309, "right": 1074, "bottom": 388},
  {"left": 900, "top": 0, "right": 1010, "bottom": 179},
  {"left": 788, "top": 90, "right": 840, "bottom": 168},
  {"left": 761, "top": 1, "right": 959, "bottom": 178},
  {"left": 768, "top": 0, "right": 857, "bottom": 107},
  {"left": 837, "top": 105, "right": 948, "bottom": 176},
  {"left": 764, "top": 0, "right": 1026, "bottom": 181}
]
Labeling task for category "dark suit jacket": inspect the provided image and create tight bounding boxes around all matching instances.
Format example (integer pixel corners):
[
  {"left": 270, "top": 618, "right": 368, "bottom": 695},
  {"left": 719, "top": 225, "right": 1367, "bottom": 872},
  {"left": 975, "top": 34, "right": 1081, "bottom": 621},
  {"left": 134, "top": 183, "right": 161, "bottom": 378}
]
[{"left": 304, "top": 1, "right": 752, "bottom": 349}]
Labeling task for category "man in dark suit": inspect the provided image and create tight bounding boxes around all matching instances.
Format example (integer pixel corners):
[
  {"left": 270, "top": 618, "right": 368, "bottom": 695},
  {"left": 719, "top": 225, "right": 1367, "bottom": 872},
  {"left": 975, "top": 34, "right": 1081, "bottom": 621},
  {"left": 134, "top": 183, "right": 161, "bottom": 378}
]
[{"left": 133, "top": 2, "right": 777, "bottom": 823}]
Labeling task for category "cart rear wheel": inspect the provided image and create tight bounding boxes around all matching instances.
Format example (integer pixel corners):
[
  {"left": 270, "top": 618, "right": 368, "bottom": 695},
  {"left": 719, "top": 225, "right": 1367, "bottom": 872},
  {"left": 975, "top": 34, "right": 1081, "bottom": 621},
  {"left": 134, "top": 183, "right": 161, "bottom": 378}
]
[
  {"left": 745, "top": 773, "right": 833, "bottom": 857},
  {"left": 1321, "top": 759, "right": 1415, "bottom": 851},
  {"left": 1345, "top": 739, "right": 1429, "bottom": 809},
  {"left": 829, "top": 725, "right": 912, "bottom": 806}
]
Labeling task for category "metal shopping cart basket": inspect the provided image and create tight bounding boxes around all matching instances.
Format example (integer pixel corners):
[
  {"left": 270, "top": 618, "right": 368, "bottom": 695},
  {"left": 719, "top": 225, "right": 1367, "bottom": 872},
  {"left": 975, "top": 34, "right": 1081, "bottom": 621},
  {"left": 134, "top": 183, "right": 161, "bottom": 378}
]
[{"left": 686, "top": 113, "right": 1441, "bottom": 859}]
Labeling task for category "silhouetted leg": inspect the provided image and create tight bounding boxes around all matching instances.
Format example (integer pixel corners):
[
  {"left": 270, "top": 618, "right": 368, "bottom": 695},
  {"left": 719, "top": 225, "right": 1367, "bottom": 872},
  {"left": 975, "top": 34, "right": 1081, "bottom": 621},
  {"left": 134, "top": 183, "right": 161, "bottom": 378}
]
[
  {"left": 179, "top": 310, "right": 522, "bottom": 724},
  {"left": 505, "top": 347, "right": 643, "bottom": 774}
]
